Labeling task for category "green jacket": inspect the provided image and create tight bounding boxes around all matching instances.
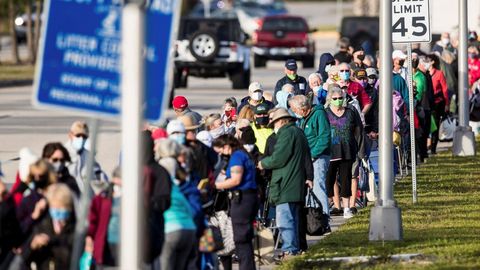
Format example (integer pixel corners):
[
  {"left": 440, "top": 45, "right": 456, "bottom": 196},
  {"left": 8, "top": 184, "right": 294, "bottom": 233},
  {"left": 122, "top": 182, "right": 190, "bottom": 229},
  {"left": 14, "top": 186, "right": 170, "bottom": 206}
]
[
  {"left": 261, "top": 122, "right": 310, "bottom": 205},
  {"left": 299, "top": 105, "right": 331, "bottom": 159},
  {"left": 414, "top": 70, "right": 426, "bottom": 102}
]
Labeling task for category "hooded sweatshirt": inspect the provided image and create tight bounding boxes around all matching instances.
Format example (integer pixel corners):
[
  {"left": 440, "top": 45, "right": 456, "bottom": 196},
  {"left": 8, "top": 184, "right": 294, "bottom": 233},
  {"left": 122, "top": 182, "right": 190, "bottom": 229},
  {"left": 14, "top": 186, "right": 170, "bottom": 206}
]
[{"left": 317, "top": 53, "right": 335, "bottom": 82}]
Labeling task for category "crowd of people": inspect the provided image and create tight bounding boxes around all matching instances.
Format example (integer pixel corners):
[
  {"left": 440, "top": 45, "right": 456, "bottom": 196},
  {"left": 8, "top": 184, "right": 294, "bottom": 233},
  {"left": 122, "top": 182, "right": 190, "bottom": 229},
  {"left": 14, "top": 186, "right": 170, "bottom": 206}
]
[{"left": 1, "top": 30, "right": 480, "bottom": 270}]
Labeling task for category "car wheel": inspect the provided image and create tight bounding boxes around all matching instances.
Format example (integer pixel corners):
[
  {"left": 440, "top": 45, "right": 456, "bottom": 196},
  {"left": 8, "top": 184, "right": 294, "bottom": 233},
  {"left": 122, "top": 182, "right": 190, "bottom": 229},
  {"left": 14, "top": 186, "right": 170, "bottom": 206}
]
[
  {"left": 189, "top": 30, "right": 219, "bottom": 62},
  {"left": 254, "top": 54, "right": 266, "bottom": 68},
  {"left": 303, "top": 56, "right": 315, "bottom": 68},
  {"left": 173, "top": 68, "right": 188, "bottom": 88},
  {"left": 231, "top": 66, "right": 250, "bottom": 90}
]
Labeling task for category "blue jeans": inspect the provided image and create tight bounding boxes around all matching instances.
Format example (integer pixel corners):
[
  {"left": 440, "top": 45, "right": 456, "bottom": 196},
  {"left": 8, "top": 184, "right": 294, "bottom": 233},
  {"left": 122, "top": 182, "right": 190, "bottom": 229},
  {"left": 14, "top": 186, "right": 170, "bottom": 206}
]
[
  {"left": 307, "top": 155, "right": 330, "bottom": 215},
  {"left": 276, "top": 203, "right": 300, "bottom": 254}
]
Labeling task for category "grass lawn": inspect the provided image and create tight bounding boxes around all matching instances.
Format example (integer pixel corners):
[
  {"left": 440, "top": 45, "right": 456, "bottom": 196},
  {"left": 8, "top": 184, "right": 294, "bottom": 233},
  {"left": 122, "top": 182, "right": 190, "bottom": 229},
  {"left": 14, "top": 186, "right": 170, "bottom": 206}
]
[
  {"left": 0, "top": 64, "right": 35, "bottom": 82},
  {"left": 279, "top": 144, "right": 480, "bottom": 269}
]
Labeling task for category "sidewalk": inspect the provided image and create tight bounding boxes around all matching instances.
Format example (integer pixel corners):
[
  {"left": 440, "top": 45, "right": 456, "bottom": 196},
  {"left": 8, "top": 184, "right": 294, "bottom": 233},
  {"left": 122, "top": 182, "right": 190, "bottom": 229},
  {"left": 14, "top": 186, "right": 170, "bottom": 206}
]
[{"left": 278, "top": 141, "right": 480, "bottom": 269}]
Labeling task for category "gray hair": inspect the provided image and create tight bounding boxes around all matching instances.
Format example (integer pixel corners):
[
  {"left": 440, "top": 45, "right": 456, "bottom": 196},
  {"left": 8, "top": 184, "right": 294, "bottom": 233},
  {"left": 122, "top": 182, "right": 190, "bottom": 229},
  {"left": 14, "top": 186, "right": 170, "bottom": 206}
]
[
  {"left": 281, "top": 83, "right": 295, "bottom": 93},
  {"left": 325, "top": 84, "right": 347, "bottom": 108},
  {"left": 307, "top": 73, "right": 322, "bottom": 83},
  {"left": 289, "top": 95, "right": 311, "bottom": 111}
]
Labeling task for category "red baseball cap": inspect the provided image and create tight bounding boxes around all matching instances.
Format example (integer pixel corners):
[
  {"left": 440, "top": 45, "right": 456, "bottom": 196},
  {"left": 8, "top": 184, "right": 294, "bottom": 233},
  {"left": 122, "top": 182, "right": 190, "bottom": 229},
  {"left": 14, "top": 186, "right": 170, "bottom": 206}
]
[
  {"left": 151, "top": 128, "right": 168, "bottom": 140},
  {"left": 172, "top": 96, "right": 188, "bottom": 109}
]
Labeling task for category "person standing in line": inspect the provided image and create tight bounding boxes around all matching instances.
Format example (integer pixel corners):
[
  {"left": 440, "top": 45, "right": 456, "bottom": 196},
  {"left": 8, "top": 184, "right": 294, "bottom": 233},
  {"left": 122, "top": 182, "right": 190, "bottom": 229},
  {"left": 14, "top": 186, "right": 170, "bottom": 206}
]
[
  {"left": 324, "top": 86, "right": 364, "bottom": 219},
  {"left": 273, "top": 59, "right": 308, "bottom": 104},
  {"left": 258, "top": 108, "right": 311, "bottom": 258},
  {"left": 289, "top": 95, "right": 331, "bottom": 232},
  {"left": 213, "top": 134, "right": 258, "bottom": 270}
]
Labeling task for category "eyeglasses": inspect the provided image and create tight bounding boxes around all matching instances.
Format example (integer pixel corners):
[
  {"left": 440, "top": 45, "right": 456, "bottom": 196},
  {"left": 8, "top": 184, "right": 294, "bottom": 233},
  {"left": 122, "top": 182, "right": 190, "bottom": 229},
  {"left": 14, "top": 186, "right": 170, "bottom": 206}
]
[
  {"left": 339, "top": 70, "right": 350, "bottom": 73},
  {"left": 51, "top": 158, "right": 65, "bottom": 163},
  {"left": 332, "top": 97, "right": 344, "bottom": 101},
  {"left": 368, "top": 75, "right": 377, "bottom": 79},
  {"left": 74, "top": 134, "right": 88, "bottom": 139}
]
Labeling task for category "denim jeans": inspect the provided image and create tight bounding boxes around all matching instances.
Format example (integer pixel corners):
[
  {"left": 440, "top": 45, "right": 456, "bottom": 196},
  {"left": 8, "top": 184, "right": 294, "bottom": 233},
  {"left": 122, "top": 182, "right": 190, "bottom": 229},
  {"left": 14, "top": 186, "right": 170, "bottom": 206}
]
[
  {"left": 307, "top": 155, "right": 330, "bottom": 215},
  {"left": 276, "top": 202, "right": 300, "bottom": 254}
]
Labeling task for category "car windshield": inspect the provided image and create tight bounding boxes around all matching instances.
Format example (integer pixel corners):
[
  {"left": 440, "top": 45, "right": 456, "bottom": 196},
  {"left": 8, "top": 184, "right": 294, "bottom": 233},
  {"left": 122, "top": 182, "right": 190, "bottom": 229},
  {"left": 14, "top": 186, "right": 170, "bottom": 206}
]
[
  {"left": 179, "top": 20, "right": 240, "bottom": 41},
  {"left": 262, "top": 18, "right": 307, "bottom": 32}
]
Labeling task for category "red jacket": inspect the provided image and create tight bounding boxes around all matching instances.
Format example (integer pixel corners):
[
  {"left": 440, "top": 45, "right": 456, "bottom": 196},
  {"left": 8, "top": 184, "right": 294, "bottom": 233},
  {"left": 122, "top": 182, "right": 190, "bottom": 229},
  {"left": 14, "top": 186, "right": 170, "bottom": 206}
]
[
  {"left": 468, "top": 58, "right": 480, "bottom": 87},
  {"left": 87, "top": 193, "right": 112, "bottom": 265},
  {"left": 346, "top": 81, "right": 372, "bottom": 110},
  {"left": 430, "top": 68, "right": 449, "bottom": 106}
]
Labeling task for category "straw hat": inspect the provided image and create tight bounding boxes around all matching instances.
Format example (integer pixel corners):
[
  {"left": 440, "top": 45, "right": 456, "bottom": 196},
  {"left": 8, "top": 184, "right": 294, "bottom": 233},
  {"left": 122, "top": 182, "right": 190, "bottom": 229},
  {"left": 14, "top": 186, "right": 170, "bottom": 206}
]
[
  {"left": 267, "top": 108, "right": 295, "bottom": 128},
  {"left": 177, "top": 114, "right": 201, "bottom": 131}
]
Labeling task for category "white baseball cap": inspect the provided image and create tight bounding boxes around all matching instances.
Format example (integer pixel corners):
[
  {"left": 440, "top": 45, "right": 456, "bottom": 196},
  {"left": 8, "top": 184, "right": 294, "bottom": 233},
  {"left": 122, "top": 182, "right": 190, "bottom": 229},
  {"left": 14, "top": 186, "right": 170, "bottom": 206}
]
[
  {"left": 392, "top": 50, "right": 407, "bottom": 60},
  {"left": 248, "top": 82, "right": 263, "bottom": 93},
  {"left": 366, "top": 67, "right": 378, "bottom": 77},
  {"left": 166, "top": 120, "right": 186, "bottom": 135}
]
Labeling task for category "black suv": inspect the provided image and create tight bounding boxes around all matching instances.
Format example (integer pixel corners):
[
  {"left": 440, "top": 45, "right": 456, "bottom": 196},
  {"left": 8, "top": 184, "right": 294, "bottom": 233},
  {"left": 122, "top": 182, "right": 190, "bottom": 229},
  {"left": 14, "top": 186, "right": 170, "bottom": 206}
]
[
  {"left": 340, "top": 16, "right": 379, "bottom": 51},
  {"left": 173, "top": 17, "right": 251, "bottom": 89}
]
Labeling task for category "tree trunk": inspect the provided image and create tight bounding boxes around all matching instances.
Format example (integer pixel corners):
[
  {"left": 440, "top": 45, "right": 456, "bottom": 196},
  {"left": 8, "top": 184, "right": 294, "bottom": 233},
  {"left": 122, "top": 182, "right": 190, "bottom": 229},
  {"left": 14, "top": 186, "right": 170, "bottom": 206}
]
[
  {"left": 26, "top": 0, "right": 35, "bottom": 64},
  {"left": 8, "top": 0, "right": 20, "bottom": 64},
  {"left": 34, "top": 0, "right": 42, "bottom": 62}
]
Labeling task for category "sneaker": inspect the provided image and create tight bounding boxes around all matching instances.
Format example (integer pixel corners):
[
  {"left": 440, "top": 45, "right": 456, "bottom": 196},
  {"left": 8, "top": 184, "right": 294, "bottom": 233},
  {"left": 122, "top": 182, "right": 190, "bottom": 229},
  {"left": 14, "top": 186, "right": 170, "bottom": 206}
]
[
  {"left": 330, "top": 207, "right": 343, "bottom": 216},
  {"left": 343, "top": 208, "right": 354, "bottom": 219},
  {"left": 350, "top": 207, "right": 358, "bottom": 215},
  {"left": 323, "top": 225, "right": 332, "bottom": 235}
]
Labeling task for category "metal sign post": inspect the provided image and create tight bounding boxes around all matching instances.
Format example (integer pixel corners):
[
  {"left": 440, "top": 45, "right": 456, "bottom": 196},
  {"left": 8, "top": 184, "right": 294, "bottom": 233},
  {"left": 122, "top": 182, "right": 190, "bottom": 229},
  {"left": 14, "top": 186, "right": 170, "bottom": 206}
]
[
  {"left": 369, "top": 0, "right": 403, "bottom": 241},
  {"left": 391, "top": 0, "right": 431, "bottom": 203},
  {"left": 406, "top": 43, "right": 417, "bottom": 203},
  {"left": 120, "top": 4, "right": 143, "bottom": 269},
  {"left": 453, "top": 0, "right": 476, "bottom": 156}
]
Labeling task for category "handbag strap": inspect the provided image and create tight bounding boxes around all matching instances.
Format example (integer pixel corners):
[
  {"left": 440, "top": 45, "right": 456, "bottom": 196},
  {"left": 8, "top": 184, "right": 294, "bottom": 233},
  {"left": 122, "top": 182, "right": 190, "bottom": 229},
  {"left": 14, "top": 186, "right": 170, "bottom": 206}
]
[{"left": 307, "top": 188, "right": 322, "bottom": 208}]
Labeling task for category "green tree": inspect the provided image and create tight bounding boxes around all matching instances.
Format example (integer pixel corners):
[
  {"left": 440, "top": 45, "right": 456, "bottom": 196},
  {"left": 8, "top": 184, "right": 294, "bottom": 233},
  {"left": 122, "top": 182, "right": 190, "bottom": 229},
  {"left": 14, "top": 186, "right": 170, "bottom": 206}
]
[{"left": 8, "top": 0, "right": 19, "bottom": 64}]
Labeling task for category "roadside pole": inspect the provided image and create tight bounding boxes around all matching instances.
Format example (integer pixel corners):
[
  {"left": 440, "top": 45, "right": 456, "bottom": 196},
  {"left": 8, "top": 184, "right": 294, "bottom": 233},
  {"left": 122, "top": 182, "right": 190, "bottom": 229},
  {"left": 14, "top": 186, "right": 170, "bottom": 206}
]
[
  {"left": 120, "top": 3, "right": 144, "bottom": 269},
  {"left": 453, "top": 0, "right": 476, "bottom": 156},
  {"left": 369, "top": 0, "right": 403, "bottom": 241},
  {"left": 70, "top": 118, "right": 98, "bottom": 270},
  {"left": 406, "top": 44, "right": 417, "bottom": 203}
]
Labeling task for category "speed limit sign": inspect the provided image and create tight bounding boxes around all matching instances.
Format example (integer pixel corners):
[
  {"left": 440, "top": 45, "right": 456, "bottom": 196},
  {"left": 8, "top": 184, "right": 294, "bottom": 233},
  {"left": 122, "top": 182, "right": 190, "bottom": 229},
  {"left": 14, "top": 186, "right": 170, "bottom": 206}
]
[{"left": 392, "top": 0, "right": 431, "bottom": 43}]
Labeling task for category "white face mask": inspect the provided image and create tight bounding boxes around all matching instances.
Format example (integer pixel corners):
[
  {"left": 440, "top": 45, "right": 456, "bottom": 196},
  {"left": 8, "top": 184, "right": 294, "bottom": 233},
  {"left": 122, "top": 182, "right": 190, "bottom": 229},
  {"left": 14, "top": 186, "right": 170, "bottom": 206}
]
[
  {"left": 423, "top": 63, "right": 431, "bottom": 70},
  {"left": 243, "top": 144, "right": 255, "bottom": 153},
  {"left": 324, "top": 64, "right": 332, "bottom": 73},
  {"left": 113, "top": 185, "right": 122, "bottom": 198},
  {"left": 441, "top": 38, "right": 450, "bottom": 45},
  {"left": 71, "top": 137, "right": 86, "bottom": 152},
  {"left": 251, "top": 92, "right": 263, "bottom": 101}
]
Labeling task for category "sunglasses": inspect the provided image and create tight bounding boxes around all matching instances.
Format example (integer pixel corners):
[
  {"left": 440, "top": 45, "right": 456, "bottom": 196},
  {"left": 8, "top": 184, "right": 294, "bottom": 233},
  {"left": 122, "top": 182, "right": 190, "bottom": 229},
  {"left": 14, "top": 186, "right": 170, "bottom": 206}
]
[
  {"left": 339, "top": 70, "right": 350, "bottom": 73},
  {"left": 368, "top": 75, "right": 377, "bottom": 79},
  {"left": 51, "top": 158, "right": 65, "bottom": 163},
  {"left": 332, "top": 97, "right": 344, "bottom": 101},
  {"left": 75, "top": 134, "right": 88, "bottom": 139}
]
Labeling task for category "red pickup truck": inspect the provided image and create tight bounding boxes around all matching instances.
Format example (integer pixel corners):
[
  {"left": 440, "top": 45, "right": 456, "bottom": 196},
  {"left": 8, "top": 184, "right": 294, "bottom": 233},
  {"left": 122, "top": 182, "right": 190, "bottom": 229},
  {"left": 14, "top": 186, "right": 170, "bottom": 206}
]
[{"left": 252, "top": 15, "right": 315, "bottom": 68}]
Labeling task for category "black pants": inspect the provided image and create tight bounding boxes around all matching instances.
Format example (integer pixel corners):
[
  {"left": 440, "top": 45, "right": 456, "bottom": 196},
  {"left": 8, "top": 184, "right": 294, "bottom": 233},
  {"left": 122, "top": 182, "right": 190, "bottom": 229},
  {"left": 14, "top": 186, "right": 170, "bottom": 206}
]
[
  {"left": 431, "top": 102, "right": 445, "bottom": 154},
  {"left": 230, "top": 191, "right": 258, "bottom": 270},
  {"left": 298, "top": 206, "right": 308, "bottom": 252},
  {"left": 326, "top": 159, "right": 353, "bottom": 198},
  {"left": 418, "top": 110, "right": 431, "bottom": 160}
]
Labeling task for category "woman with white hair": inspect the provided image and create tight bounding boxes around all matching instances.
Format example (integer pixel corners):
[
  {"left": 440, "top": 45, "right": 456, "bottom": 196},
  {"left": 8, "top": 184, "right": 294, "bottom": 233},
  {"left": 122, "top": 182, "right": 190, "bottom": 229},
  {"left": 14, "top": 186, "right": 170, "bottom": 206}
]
[
  {"left": 324, "top": 85, "right": 364, "bottom": 219},
  {"left": 308, "top": 72, "right": 327, "bottom": 105},
  {"left": 275, "top": 83, "right": 295, "bottom": 109}
]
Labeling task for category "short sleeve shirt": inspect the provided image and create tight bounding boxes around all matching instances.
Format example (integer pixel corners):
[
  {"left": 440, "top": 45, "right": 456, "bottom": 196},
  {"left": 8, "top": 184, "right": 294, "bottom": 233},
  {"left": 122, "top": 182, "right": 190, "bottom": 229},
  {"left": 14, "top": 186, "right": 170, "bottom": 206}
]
[{"left": 226, "top": 150, "right": 257, "bottom": 191}]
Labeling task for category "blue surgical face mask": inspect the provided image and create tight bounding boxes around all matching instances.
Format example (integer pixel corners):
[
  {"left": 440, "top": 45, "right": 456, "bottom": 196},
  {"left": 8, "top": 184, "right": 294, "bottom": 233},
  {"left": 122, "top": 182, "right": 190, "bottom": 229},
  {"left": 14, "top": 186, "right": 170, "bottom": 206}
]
[
  {"left": 339, "top": 71, "right": 350, "bottom": 81},
  {"left": 359, "top": 81, "right": 367, "bottom": 88},
  {"left": 169, "top": 133, "right": 186, "bottom": 145},
  {"left": 49, "top": 208, "right": 71, "bottom": 222},
  {"left": 293, "top": 112, "right": 303, "bottom": 119},
  {"left": 313, "top": 86, "right": 322, "bottom": 95},
  {"left": 71, "top": 137, "right": 86, "bottom": 152}
]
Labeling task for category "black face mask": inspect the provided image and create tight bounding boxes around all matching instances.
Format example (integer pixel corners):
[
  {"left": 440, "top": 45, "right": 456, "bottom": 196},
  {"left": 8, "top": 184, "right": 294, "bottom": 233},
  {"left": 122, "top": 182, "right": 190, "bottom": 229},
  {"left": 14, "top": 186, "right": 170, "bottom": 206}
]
[
  {"left": 398, "top": 59, "right": 405, "bottom": 67},
  {"left": 357, "top": 54, "right": 365, "bottom": 61},
  {"left": 35, "top": 175, "right": 50, "bottom": 189},
  {"left": 255, "top": 116, "right": 269, "bottom": 126}
]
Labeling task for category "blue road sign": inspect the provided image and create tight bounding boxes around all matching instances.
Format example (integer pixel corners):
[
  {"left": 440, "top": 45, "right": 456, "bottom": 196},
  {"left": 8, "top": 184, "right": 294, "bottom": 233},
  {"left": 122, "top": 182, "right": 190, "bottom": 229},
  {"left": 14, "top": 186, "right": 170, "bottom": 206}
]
[{"left": 33, "top": 0, "right": 180, "bottom": 121}]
